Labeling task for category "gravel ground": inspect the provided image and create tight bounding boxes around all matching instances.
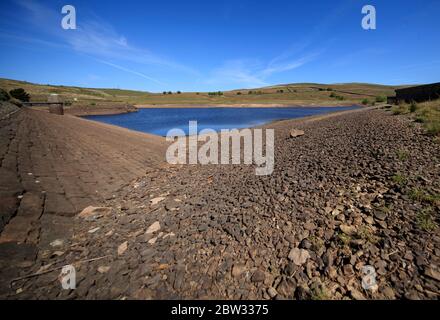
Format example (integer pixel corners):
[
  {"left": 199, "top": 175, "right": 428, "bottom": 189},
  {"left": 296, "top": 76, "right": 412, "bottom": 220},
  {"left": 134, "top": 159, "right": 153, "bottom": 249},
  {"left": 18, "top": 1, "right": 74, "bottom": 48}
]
[{"left": 1, "top": 107, "right": 439, "bottom": 300}]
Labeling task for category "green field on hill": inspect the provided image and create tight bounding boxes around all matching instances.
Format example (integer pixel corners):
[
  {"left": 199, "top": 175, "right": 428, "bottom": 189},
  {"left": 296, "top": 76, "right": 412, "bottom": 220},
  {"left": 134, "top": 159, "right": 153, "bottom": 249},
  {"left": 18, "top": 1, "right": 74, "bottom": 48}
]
[{"left": 0, "top": 78, "right": 405, "bottom": 106}]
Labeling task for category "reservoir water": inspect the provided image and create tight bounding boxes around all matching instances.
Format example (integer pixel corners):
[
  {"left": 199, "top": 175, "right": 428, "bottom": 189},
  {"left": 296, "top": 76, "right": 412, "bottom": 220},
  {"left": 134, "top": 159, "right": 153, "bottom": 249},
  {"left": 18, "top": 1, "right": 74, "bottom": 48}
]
[{"left": 84, "top": 106, "right": 359, "bottom": 136}]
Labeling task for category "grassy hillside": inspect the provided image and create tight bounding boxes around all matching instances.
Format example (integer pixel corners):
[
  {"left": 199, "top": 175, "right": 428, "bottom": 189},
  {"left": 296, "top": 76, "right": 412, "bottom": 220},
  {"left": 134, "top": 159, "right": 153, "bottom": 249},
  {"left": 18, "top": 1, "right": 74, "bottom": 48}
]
[
  {"left": 0, "top": 77, "right": 402, "bottom": 106},
  {"left": 0, "top": 78, "right": 151, "bottom": 103}
]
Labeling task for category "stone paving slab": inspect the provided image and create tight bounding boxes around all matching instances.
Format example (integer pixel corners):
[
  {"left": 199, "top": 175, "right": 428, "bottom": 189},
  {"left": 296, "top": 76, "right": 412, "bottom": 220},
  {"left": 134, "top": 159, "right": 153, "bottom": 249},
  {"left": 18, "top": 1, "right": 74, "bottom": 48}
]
[{"left": 0, "top": 108, "right": 167, "bottom": 296}]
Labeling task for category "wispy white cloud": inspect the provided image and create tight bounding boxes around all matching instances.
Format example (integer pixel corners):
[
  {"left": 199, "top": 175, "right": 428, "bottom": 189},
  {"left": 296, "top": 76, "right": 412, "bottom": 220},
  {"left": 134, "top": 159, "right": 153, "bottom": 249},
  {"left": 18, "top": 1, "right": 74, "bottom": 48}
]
[
  {"left": 10, "top": 0, "right": 323, "bottom": 90},
  {"left": 260, "top": 52, "right": 321, "bottom": 77},
  {"left": 207, "top": 49, "right": 321, "bottom": 89},
  {"left": 207, "top": 59, "right": 269, "bottom": 89},
  {"left": 0, "top": 31, "right": 68, "bottom": 49},
  {"left": 13, "top": 0, "right": 197, "bottom": 84},
  {"left": 95, "top": 59, "right": 166, "bottom": 85},
  {"left": 66, "top": 19, "right": 195, "bottom": 73}
]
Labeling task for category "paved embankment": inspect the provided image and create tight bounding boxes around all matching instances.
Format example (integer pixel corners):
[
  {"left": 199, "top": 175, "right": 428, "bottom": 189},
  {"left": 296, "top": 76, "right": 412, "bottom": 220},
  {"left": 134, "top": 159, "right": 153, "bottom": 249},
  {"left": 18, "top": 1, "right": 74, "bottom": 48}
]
[{"left": 0, "top": 108, "right": 167, "bottom": 294}]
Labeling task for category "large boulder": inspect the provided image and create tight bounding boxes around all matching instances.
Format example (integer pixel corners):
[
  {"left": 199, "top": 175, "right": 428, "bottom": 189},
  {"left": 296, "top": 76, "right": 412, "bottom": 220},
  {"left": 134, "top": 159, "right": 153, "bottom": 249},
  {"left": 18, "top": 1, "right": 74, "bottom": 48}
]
[
  {"left": 77, "top": 206, "right": 111, "bottom": 219},
  {"left": 290, "top": 129, "right": 305, "bottom": 138}
]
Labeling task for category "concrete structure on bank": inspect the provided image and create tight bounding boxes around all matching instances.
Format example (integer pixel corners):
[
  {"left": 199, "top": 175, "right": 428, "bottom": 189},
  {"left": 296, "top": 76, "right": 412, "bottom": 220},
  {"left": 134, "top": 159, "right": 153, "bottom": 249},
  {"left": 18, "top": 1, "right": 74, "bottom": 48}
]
[{"left": 388, "top": 82, "right": 440, "bottom": 104}]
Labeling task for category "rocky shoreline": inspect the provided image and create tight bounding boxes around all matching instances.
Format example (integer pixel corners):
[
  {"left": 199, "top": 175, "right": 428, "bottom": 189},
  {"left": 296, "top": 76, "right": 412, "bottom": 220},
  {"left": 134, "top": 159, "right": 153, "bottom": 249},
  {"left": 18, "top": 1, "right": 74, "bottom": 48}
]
[
  {"left": 56, "top": 102, "right": 138, "bottom": 116},
  {"left": 135, "top": 103, "right": 362, "bottom": 109},
  {"left": 53, "top": 102, "right": 363, "bottom": 116},
  {"left": 0, "top": 106, "right": 439, "bottom": 300}
]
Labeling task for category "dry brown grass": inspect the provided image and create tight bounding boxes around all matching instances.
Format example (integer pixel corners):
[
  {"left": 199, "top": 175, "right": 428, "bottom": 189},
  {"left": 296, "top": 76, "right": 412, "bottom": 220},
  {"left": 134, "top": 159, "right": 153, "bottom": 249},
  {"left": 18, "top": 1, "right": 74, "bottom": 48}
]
[{"left": 392, "top": 100, "right": 440, "bottom": 135}]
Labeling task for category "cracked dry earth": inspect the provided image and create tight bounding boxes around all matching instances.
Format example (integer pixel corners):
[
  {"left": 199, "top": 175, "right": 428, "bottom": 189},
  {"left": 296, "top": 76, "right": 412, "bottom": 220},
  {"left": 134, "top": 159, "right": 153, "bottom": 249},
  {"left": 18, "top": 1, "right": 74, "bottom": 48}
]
[{"left": 1, "top": 107, "right": 439, "bottom": 300}]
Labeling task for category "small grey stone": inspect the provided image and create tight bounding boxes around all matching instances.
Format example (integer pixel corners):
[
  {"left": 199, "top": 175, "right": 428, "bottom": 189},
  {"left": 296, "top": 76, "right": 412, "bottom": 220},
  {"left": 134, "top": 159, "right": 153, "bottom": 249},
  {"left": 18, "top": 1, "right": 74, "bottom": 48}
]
[
  {"left": 267, "top": 287, "right": 278, "bottom": 298},
  {"left": 288, "top": 248, "right": 310, "bottom": 266},
  {"left": 374, "top": 210, "right": 387, "bottom": 221},
  {"left": 251, "top": 270, "right": 266, "bottom": 283}
]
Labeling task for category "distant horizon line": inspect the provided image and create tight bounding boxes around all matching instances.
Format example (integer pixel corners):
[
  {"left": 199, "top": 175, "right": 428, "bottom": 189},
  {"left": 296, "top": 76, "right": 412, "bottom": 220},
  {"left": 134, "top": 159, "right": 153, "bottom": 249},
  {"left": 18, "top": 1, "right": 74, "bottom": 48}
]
[{"left": 0, "top": 76, "right": 432, "bottom": 94}]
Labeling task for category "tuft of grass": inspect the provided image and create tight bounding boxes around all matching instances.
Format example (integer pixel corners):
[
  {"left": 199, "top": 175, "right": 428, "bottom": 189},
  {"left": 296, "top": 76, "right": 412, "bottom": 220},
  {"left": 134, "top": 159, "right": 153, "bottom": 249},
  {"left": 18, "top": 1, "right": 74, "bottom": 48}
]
[
  {"left": 375, "top": 96, "right": 386, "bottom": 103},
  {"left": 425, "top": 121, "right": 440, "bottom": 135},
  {"left": 424, "top": 193, "right": 440, "bottom": 205},
  {"left": 409, "top": 188, "right": 424, "bottom": 202},
  {"left": 311, "top": 285, "right": 331, "bottom": 300},
  {"left": 337, "top": 233, "right": 351, "bottom": 246},
  {"left": 358, "top": 225, "right": 380, "bottom": 244},
  {"left": 414, "top": 115, "right": 425, "bottom": 123},
  {"left": 409, "top": 188, "right": 440, "bottom": 205},
  {"left": 392, "top": 105, "right": 408, "bottom": 115},
  {"left": 397, "top": 100, "right": 440, "bottom": 136},
  {"left": 330, "top": 92, "right": 345, "bottom": 100},
  {"left": 392, "top": 173, "right": 407, "bottom": 186},
  {"left": 397, "top": 150, "right": 409, "bottom": 161},
  {"left": 361, "top": 98, "right": 370, "bottom": 105},
  {"left": 416, "top": 208, "right": 437, "bottom": 232},
  {"left": 308, "top": 235, "right": 325, "bottom": 251},
  {"left": 409, "top": 188, "right": 423, "bottom": 202},
  {"left": 409, "top": 101, "right": 418, "bottom": 113}
]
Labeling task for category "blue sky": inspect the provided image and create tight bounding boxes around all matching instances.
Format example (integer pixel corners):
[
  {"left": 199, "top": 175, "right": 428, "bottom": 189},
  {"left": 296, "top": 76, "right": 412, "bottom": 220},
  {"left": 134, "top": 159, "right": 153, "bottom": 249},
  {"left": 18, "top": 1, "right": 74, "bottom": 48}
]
[{"left": 0, "top": 0, "right": 439, "bottom": 92}]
